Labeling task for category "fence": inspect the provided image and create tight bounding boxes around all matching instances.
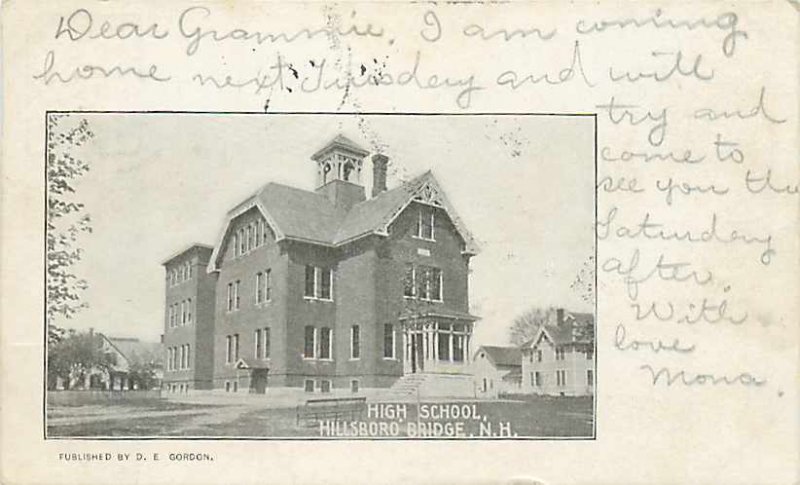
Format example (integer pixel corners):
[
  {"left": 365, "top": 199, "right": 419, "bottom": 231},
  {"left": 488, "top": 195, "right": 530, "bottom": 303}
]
[{"left": 47, "top": 389, "right": 163, "bottom": 406}]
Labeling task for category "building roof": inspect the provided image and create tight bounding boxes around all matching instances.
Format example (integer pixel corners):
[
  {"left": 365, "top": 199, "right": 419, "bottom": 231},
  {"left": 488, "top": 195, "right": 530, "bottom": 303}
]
[
  {"left": 101, "top": 336, "right": 164, "bottom": 368},
  {"left": 476, "top": 345, "right": 522, "bottom": 367},
  {"left": 161, "top": 243, "right": 214, "bottom": 266},
  {"left": 208, "top": 168, "right": 480, "bottom": 271},
  {"left": 524, "top": 311, "right": 595, "bottom": 347},
  {"left": 311, "top": 134, "right": 370, "bottom": 160}
]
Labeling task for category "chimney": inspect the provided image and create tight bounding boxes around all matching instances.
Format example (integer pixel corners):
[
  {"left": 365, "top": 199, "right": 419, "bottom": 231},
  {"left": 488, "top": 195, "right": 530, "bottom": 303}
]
[
  {"left": 372, "top": 154, "right": 388, "bottom": 197},
  {"left": 556, "top": 308, "right": 564, "bottom": 326}
]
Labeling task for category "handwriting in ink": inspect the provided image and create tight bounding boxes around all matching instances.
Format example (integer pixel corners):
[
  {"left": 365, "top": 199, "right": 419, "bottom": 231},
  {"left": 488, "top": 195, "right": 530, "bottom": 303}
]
[
  {"left": 694, "top": 86, "right": 787, "bottom": 124},
  {"left": 595, "top": 97, "right": 667, "bottom": 146},
  {"left": 597, "top": 175, "right": 644, "bottom": 194},
  {"left": 597, "top": 207, "right": 775, "bottom": 265},
  {"left": 178, "top": 6, "right": 384, "bottom": 56},
  {"left": 420, "top": 10, "right": 442, "bottom": 42},
  {"left": 639, "top": 364, "right": 766, "bottom": 387},
  {"left": 462, "top": 22, "right": 556, "bottom": 41},
  {"left": 55, "top": 8, "right": 170, "bottom": 41},
  {"left": 33, "top": 50, "right": 171, "bottom": 85},
  {"left": 609, "top": 50, "right": 714, "bottom": 83},
  {"left": 614, "top": 324, "right": 696, "bottom": 354},
  {"left": 496, "top": 41, "right": 595, "bottom": 89},
  {"left": 601, "top": 145, "right": 706, "bottom": 165},
  {"left": 745, "top": 169, "right": 799, "bottom": 195},
  {"left": 655, "top": 177, "right": 730, "bottom": 206},
  {"left": 575, "top": 9, "right": 748, "bottom": 57},
  {"left": 630, "top": 298, "right": 749, "bottom": 325},
  {"left": 192, "top": 51, "right": 482, "bottom": 109},
  {"left": 602, "top": 248, "right": 713, "bottom": 301}
]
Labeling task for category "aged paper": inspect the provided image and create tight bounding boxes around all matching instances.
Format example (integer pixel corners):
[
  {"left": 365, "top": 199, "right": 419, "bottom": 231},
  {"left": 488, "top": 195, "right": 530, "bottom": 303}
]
[{"left": 1, "top": 0, "right": 798, "bottom": 484}]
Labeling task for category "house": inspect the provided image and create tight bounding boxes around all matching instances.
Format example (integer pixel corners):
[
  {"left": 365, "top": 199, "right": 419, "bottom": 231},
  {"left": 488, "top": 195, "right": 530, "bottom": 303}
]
[
  {"left": 162, "top": 134, "right": 480, "bottom": 394},
  {"left": 65, "top": 334, "right": 163, "bottom": 391},
  {"left": 471, "top": 345, "right": 522, "bottom": 398},
  {"left": 521, "top": 309, "right": 594, "bottom": 396}
]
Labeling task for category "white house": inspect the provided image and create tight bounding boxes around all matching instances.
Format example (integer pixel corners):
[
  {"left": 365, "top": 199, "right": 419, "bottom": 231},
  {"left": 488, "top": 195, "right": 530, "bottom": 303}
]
[
  {"left": 471, "top": 345, "right": 522, "bottom": 398},
  {"left": 521, "top": 309, "right": 594, "bottom": 396}
]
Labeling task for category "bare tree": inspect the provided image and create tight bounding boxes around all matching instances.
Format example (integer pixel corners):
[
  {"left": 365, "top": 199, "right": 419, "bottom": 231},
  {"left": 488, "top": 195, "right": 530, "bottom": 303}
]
[
  {"left": 46, "top": 115, "right": 94, "bottom": 345},
  {"left": 508, "top": 306, "right": 556, "bottom": 346},
  {"left": 570, "top": 253, "right": 595, "bottom": 306}
]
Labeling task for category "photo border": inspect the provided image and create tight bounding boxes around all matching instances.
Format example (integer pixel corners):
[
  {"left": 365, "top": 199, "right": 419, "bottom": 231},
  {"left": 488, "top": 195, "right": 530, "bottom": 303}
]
[{"left": 43, "top": 110, "right": 598, "bottom": 441}]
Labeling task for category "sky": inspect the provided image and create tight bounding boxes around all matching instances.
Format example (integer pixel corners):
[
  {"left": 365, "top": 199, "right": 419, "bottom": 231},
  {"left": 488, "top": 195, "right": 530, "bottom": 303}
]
[{"left": 58, "top": 113, "right": 595, "bottom": 346}]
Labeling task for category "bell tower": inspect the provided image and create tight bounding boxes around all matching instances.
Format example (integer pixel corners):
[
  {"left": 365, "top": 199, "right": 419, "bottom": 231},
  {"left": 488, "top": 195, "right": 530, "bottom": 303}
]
[{"left": 311, "top": 134, "right": 369, "bottom": 210}]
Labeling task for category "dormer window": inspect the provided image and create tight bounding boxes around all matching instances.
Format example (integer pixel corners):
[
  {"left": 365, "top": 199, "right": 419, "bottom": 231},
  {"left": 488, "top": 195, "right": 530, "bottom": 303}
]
[{"left": 417, "top": 206, "right": 435, "bottom": 241}]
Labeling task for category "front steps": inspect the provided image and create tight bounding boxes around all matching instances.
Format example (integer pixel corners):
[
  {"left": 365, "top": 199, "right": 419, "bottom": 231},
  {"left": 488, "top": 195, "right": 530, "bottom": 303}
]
[{"left": 386, "top": 372, "right": 476, "bottom": 399}]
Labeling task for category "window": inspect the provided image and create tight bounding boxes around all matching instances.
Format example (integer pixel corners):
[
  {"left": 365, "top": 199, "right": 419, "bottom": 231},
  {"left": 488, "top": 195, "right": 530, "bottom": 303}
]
[
  {"left": 304, "top": 326, "right": 316, "bottom": 359},
  {"left": 417, "top": 206, "right": 435, "bottom": 240},
  {"left": 178, "top": 345, "right": 184, "bottom": 370},
  {"left": 233, "top": 232, "right": 239, "bottom": 257},
  {"left": 255, "top": 329, "right": 262, "bottom": 359},
  {"left": 226, "top": 336, "right": 232, "bottom": 364},
  {"left": 256, "top": 272, "right": 264, "bottom": 304},
  {"left": 257, "top": 219, "right": 264, "bottom": 246},
  {"left": 319, "top": 327, "right": 332, "bottom": 360},
  {"left": 263, "top": 327, "right": 270, "bottom": 359},
  {"left": 438, "top": 323, "right": 451, "bottom": 361},
  {"left": 411, "top": 265, "right": 443, "bottom": 301},
  {"left": 556, "top": 370, "right": 567, "bottom": 386},
  {"left": 319, "top": 268, "right": 332, "bottom": 300},
  {"left": 586, "top": 349, "right": 594, "bottom": 360},
  {"left": 166, "top": 348, "right": 172, "bottom": 371},
  {"left": 181, "top": 301, "right": 186, "bottom": 325},
  {"left": 244, "top": 226, "right": 251, "bottom": 253},
  {"left": 233, "top": 381, "right": 238, "bottom": 392},
  {"left": 383, "top": 324, "right": 395, "bottom": 359},
  {"left": 305, "top": 265, "right": 333, "bottom": 300},
  {"left": 304, "top": 379, "right": 314, "bottom": 392},
  {"left": 225, "top": 381, "right": 231, "bottom": 392},
  {"left": 250, "top": 222, "right": 257, "bottom": 249},
  {"left": 320, "top": 380, "right": 332, "bottom": 393},
  {"left": 261, "top": 219, "right": 269, "bottom": 245},
  {"left": 304, "top": 265, "right": 315, "bottom": 298},
  {"left": 239, "top": 228, "right": 246, "bottom": 255},
  {"left": 536, "top": 349, "right": 543, "bottom": 362},
  {"left": 350, "top": 325, "right": 360, "bottom": 359},
  {"left": 555, "top": 347, "right": 565, "bottom": 361},
  {"left": 234, "top": 280, "right": 240, "bottom": 310},
  {"left": 265, "top": 269, "right": 272, "bottom": 301},
  {"left": 184, "top": 344, "right": 191, "bottom": 369},
  {"left": 233, "top": 334, "right": 239, "bottom": 362},
  {"left": 403, "top": 263, "right": 415, "bottom": 297},
  {"left": 453, "top": 332, "right": 465, "bottom": 362},
  {"left": 187, "top": 298, "right": 192, "bottom": 323},
  {"left": 187, "top": 262, "right": 192, "bottom": 279},
  {"left": 351, "top": 379, "right": 359, "bottom": 393},
  {"left": 587, "top": 369, "right": 594, "bottom": 386},
  {"left": 227, "top": 283, "right": 234, "bottom": 311},
  {"left": 483, "top": 378, "right": 489, "bottom": 392},
  {"left": 534, "top": 371, "right": 542, "bottom": 387},
  {"left": 428, "top": 268, "right": 442, "bottom": 301}
]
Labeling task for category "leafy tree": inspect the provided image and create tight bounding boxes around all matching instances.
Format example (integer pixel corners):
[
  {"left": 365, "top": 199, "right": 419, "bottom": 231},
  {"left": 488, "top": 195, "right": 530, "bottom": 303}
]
[
  {"left": 46, "top": 115, "right": 94, "bottom": 345},
  {"left": 126, "top": 347, "right": 162, "bottom": 390},
  {"left": 570, "top": 254, "right": 596, "bottom": 306},
  {"left": 508, "top": 306, "right": 556, "bottom": 346},
  {"left": 47, "top": 329, "right": 116, "bottom": 390}
]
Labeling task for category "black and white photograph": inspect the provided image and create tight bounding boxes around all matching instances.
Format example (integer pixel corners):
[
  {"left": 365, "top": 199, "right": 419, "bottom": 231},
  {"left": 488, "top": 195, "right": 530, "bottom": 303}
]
[{"left": 45, "top": 113, "right": 596, "bottom": 439}]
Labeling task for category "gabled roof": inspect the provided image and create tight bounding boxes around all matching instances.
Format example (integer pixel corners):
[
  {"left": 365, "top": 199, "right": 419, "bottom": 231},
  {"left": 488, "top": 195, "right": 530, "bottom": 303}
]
[
  {"left": 476, "top": 345, "right": 522, "bottom": 367},
  {"left": 523, "top": 312, "right": 595, "bottom": 347},
  {"left": 100, "top": 335, "right": 163, "bottom": 370},
  {"left": 208, "top": 170, "right": 479, "bottom": 272}
]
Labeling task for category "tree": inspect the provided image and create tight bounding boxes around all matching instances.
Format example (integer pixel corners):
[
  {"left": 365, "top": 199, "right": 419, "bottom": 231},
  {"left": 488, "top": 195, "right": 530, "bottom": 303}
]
[
  {"left": 570, "top": 254, "right": 595, "bottom": 306},
  {"left": 126, "top": 347, "right": 162, "bottom": 390},
  {"left": 47, "top": 329, "right": 116, "bottom": 390},
  {"left": 46, "top": 115, "right": 94, "bottom": 345},
  {"left": 508, "top": 306, "right": 556, "bottom": 346}
]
